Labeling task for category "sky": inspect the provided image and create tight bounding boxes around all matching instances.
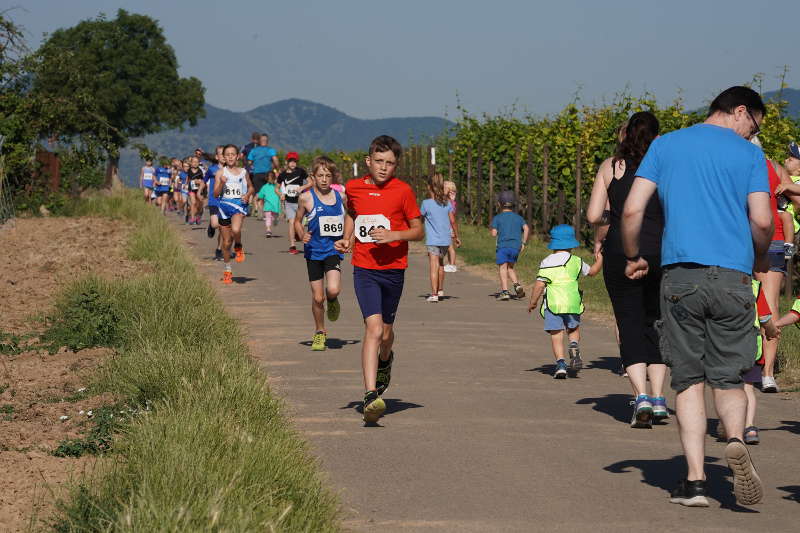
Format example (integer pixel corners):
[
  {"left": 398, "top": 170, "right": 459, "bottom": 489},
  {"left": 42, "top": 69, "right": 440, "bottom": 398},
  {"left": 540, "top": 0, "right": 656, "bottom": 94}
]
[{"left": 10, "top": 1, "right": 800, "bottom": 120}]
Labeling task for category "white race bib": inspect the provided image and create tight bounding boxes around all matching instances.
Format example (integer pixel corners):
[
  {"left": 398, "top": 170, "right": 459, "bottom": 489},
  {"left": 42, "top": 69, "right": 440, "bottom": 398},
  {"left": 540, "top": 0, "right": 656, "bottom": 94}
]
[
  {"left": 319, "top": 215, "right": 344, "bottom": 237},
  {"left": 286, "top": 184, "right": 300, "bottom": 198},
  {"left": 159, "top": 176, "right": 170, "bottom": 186},
  {"left": 354, "top": 214, "right": 391, "bottom": 243},
  {"left": 223, "top": 184, "right": 242, "bottom": 199}
]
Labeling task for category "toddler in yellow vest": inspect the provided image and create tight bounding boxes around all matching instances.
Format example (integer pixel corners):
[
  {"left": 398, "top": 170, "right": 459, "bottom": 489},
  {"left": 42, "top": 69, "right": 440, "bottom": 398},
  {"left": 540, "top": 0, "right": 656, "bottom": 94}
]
[{"left": 528, "top": 224, "right": 602, "bottom": 378}]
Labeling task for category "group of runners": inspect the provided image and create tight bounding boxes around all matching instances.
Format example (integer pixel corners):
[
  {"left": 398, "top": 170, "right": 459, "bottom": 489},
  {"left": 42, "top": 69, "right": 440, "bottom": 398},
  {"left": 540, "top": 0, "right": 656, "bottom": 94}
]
[{"left": 137, "top": 93, "right": 799, "bottom": 508}]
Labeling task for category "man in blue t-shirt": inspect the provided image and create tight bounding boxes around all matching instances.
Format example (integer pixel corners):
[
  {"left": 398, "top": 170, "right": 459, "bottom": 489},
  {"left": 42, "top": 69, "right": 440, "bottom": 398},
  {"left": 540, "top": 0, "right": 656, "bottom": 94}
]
[
  {"left": 247, "top": 133, "right": 280, "bottom": 217},
  {"left": 490, "top": 190, "right": 529, "bottom": 300},
  {"left": 622, "top": 86, "right": 772, "bottom": 508}
]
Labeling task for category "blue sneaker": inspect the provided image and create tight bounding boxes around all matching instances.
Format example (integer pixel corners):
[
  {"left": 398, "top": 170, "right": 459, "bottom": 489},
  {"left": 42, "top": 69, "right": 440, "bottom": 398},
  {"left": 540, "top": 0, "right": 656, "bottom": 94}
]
[
  {"left": 652, "top": 396, "right": 669, "bottom": 420},
  {"left": 554, "top": 359, "right": 568, "bottom": 379},
  {"left": 630, "top": 394, "right": 653, "bottom": 428}
]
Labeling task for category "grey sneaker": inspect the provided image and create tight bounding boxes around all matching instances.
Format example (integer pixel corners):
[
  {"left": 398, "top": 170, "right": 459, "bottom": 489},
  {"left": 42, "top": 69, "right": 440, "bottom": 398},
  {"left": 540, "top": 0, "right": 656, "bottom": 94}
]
[
  {"left": 725, "top": 438, "right": 763, "bottom": 505},
  {"left": 630, "top": 395, "right": 653, "bottom": 429},
  {"left": 513, "top": 283, "right": 525, "bottom": 298},
  {"left": 568, "top": 343, "right": 582, "bottom": 372},
  {"left": 554, "top": 359, "right": 568, "bottom": 379},
  {"left": 498, "top": 290, "right": 511, "bottom": 301},
  {"left": 761, "top": 376, "right": 778, "bottom": 393}
]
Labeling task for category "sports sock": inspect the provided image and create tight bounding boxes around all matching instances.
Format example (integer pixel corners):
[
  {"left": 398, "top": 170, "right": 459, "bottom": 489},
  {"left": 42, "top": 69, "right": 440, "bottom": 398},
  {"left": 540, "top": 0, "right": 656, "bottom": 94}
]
[{"left": 224, "top": 262, "right": 232, "bottom": 272}]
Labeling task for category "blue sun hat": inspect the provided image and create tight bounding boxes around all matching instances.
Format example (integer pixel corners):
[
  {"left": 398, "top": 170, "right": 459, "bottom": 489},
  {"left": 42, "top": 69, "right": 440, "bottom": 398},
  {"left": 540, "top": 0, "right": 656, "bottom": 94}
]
[{"left": 548, "top": 224, "right": 580, "bottom": 250}]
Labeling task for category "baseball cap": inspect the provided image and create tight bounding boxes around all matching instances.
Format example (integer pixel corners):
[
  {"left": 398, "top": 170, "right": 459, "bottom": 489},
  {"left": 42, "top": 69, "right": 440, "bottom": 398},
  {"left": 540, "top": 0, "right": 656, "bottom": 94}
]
[
  {"left": 789, "top": 142, "right": 800, "bottom": 160},
  {"left": 498, "top": 190, "right": 515, "bottom": 206},
  {"left": 286, "top": 151, "right": 299, "bottom": 161}
]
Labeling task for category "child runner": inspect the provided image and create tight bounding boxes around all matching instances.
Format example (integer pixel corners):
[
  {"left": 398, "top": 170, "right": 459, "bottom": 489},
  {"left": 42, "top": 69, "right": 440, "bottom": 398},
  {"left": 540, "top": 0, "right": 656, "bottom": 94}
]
[
  {"left": 491, "top": 191, "right": 529, "bottom": 300},
  {"left": 277, "top": 152, "right": 309, "bottom": 254},
  {"left": 257, "top": 171, "right": 282, "bottom": 237},
  {"left": 187, "top": 156, "right": 205, "bottom": 225},
  {"left": 139, "top": 159, "right": 155, "bottom": 204},
  {"left": 334, "top": 135, "right": 424, "bottom": 423},
  {"left": 421, "top": 174, "right": 460, "bottom": 302},
  {"left": 443, "top": 180, "right": 459, "bottom": 272},
  {"left": 176, "top": 159, "right": 189, "bottom": 220},
  {"left": 295, "top": 156, "right": 346, "bottom": 351},
  {"left": 154, "top": 159, "right": 172, "bottom": 215},
  {"left": 246, "top": 133, "right": 280, "bottom": 219},
  {"left": 528, "top": 224, "right": 603, "bottom": 379},
  {"left": 205, "top": 146, "right": 225, "bottom": 260},
  {"left": 214, "top": 144, "right": 254, "bottom": 284}
]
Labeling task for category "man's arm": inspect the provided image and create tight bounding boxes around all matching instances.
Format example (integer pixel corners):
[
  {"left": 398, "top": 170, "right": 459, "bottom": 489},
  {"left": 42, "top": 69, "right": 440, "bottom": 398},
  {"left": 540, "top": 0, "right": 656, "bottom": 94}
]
[
  {"left": 521, "top": 223, "right": 530, "bottom": 245},
  {"left": 621, "top": 177, "right": 657, "bottom": 279},
  {"left": 748, "top": 190, "right": 774, "bottom": 272}
]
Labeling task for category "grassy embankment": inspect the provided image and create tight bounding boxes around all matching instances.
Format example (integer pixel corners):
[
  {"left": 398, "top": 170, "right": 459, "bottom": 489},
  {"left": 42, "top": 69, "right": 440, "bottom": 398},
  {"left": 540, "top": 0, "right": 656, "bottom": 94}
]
[
  {"left": 52, "top": 192, "right": 340, "bottom": 531},
  {"left": 456, "top": 223, "right": 800, "bottom": 388}
]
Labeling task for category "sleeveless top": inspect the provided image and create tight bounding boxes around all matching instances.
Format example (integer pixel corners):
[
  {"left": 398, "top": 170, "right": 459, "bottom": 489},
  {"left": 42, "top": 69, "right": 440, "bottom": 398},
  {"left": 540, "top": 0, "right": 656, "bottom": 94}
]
[
  {"left": 188, "top": 168, "right": 204, "bottom": 191},
  {"left": 767, "top": 160, "right": 784, "bottom": 241},
  {"left": 154, "top": 167, "right": 172, "bottom": 190},
  {"left": 142, "top": 166, "right": 155, "bottom": 184},
  {"left": 305, "top": 189, "right": 345, "bottom": 261},
  {"left": 221, "top": 167, "right": 247, "bottom": 203},
  {"left": 604, "top": 158, "right": 664, "bottom": 256}
]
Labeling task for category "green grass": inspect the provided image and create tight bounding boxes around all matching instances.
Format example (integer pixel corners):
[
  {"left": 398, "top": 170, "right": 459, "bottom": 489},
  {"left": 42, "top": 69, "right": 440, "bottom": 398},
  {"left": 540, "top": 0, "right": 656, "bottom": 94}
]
[
  {"left": 457, "top": 222, "right": 800, "bottom": 385},
  {"left": 457, "top": 223, "right": 612, "bottom": 317},
  {"left": 53, "top": 192, "right": 340, "bottom": 531}
]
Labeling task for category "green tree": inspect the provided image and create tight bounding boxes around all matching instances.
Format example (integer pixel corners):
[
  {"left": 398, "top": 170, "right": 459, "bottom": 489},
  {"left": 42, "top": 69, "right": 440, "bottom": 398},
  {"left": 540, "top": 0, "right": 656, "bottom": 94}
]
[{"left": 33, "top": 9, "right": 205, "bottom": 184}]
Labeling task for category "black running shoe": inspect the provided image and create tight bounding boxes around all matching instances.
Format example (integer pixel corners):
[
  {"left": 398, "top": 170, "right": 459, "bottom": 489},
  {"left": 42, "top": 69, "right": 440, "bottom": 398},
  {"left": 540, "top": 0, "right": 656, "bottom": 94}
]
[
  {"left": 669, "top": 479, "right": 709, "bottom": 507},
  {"left": 376, "top": 351, "right": 394, "bottom": 396},
  {"left": 214, "top": 248, "right": 223, "bottom": 261},
  {"left": 207, "top": 224, "right": 215, "bottom": 238}
]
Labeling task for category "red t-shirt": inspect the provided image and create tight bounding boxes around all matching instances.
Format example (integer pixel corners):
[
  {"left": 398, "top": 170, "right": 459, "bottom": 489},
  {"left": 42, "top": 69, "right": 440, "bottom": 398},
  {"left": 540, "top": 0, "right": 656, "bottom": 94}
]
[
  {"left": 767, "top": 160, "right": 784, "bottom": 242},
  {"left": 756, "top": 286, "right": 771, "bottom": 319},
  {"left": 345, "top": 176, "right": 421, "bottom": 270}
]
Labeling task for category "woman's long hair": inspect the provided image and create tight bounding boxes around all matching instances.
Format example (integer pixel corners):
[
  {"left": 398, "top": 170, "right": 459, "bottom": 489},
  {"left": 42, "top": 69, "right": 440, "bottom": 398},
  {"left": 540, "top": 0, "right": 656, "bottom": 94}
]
[
  {"left": 427, "top": 173, "right": 447, "bottom": 206},
  {"left": 613, "top": 111, "right": 659, "bottom": 169}
]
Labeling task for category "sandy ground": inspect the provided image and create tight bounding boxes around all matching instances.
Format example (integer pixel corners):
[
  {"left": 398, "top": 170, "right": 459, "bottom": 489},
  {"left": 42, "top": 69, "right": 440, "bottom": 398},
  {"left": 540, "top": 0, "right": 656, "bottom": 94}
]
[{"left": 0, "top": 217, "right": 141, "bottom": 532}]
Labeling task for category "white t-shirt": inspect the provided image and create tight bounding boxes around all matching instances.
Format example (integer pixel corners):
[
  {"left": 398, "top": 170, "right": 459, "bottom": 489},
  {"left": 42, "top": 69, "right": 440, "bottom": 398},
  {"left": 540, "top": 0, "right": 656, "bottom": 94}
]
[{"left": 536, "top": 251, "right": 590, "bottom": 282}]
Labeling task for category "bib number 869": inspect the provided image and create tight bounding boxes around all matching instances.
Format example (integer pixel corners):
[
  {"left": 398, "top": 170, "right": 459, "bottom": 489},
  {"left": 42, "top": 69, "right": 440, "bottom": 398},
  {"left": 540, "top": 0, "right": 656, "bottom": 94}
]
[{"left": 323, "top": 222, "right": 344, "bottom": 234}]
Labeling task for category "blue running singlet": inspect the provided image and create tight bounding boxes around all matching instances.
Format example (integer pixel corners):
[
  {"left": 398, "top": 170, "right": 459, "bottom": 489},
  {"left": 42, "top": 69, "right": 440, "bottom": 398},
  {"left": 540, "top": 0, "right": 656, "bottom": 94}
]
[
  {"left": 305, "top": 189, "right": 345, "bottom": 260},
  {"left": 142, "top": 166, "right": 155, "bottom": 188},
  {"left": 154, "top": 166, "right": 171, "bottom": 192}
]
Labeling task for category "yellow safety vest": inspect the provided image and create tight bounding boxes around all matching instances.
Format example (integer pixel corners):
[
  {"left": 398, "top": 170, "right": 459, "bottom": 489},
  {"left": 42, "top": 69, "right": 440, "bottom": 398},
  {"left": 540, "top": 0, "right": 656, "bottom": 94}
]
[
  {"left": 538, "top": 254, "right": 584, "bottom": 317},
  {"left": 786, "top": 175, "right": 800, "bottom": 233},
  {"left": 752, "top": 280, "right": 762, "bottom": 361}
]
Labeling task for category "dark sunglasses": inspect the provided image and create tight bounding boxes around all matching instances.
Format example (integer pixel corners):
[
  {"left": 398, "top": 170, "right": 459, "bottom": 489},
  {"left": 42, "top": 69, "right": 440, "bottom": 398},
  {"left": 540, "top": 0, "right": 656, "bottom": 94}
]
[{"left": 746, "top": 109, "right": 761, "bottom": 137}]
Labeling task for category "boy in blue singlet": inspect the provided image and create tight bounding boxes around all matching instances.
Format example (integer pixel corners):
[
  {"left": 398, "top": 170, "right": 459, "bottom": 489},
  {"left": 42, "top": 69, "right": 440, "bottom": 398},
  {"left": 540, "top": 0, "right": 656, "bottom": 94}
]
[
  {"left": 139, "top": 160, "right": 155, "bottom": 204},
  {"left": 294, "top": 156, "right": 346, "bottom": 350},
  {"left": 205, "top": 146, "right": 225, "bottom": 260}
]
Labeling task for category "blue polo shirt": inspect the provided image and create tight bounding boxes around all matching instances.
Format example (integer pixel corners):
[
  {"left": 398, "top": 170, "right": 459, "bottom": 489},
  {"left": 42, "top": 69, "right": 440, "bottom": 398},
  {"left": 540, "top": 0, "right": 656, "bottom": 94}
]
[
  {"left": 491, "top": 211, "right": 527, "bottom": 250},
  {"left": 247, "top": 146, "right": 278, "bottom": 174},
  {"left": 636, "top": 124, "right": 769, "bottom": 274}
]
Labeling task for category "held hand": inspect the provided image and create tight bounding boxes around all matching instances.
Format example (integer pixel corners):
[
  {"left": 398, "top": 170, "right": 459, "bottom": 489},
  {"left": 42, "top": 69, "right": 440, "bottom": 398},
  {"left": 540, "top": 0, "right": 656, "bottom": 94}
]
[
  {"left": 763, "top": 322, "right": 780, "bottom": 341},
  {"left": 593, "top": 241, "right": 603, "bottom": 256},
  {"left": 369, "top": 227, "right": 395, "bottom": 243},
  {"left": 624, "top": 257, "right": 650, "bottom": 280},
  {"left": 454, "top": 237, "right": 462, "bottom": 248},
  {"left": 775, "top": 183, "right": 788, "bottom": 195}
]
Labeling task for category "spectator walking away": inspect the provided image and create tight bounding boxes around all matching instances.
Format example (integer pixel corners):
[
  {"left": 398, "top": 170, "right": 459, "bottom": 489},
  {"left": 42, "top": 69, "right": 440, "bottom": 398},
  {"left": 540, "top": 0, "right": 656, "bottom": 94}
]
[
  {"left": 247, "top": 133, "right": 280, "bottom": 219},
  {"left": 587, "top": 112, "right": 668, "bottom": 429},
  {"left": 621, "top": 86, "right": 772, "bottom": 507},
  {"left": 491, "top": 191, "right": 529, "bottom": 301}
]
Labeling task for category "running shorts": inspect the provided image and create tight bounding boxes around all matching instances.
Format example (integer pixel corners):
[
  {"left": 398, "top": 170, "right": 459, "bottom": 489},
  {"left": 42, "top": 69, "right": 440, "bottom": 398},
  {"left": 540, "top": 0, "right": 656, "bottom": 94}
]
[
  {"left": 307, "top": 255, "right": 342, "bottom": 282},
  {"left": 284, "top": 201, "right": 299, "bottom": 222},
  {"left": 427, "top": 245, "right": 449, "bottom": 257},
  {"left": 218, "top": 200, "right": 247, "bottom": 224},
  {"left": 209, "top": 205, "right": 220, "bottom": 217},
  {"left": 768, "top": 240, "right": 787, "bottom": 274},
  {"left": 252, "top": 172, "right": 268, "bottom": 192},
  {"left": 542, "top": 308, "right": 581, "bottom": 331},
  {"left": 353, "top": 266, "right": 405, "bottom": 324},
  {"left": 496, "top": 247, "right": 520, "bottom": 265}
]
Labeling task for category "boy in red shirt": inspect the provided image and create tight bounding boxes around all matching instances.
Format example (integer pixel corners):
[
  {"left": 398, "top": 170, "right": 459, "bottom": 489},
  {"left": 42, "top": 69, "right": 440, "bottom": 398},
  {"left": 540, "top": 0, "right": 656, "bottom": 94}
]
[{"left": 335, "top": 135, "right": 424, "bottom": 423}]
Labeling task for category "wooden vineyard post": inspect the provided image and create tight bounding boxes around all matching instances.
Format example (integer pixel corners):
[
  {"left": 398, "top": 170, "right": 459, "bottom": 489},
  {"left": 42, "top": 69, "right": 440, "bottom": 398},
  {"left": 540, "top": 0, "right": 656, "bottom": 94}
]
[
  {"left": 514, "top": 148, "right": 521, "bottom": 214},
  {"left": 786, "top": 257, "right": 794, "bottom": 299},
  {"left": 476, "top": 150, "right": 484, "bottom": 226},
  {"left": 466, "top": 146, "right": 473, "bottom": 222},
  {"left": 448, "top": 156, "right": 453, "bottom": 182},
  {"left": 428, "top": 145, "right": 436, "bottom": 178},
  {"left": 542, "top": 144, "right": 550, "bottom": 234},
  {"left": 526, "top": 145, "right": 534, "bottom": 229},
  {"left": 557, "top": 188, "right": 566, "bottom": 224},
  {"left": 488, "top": 160, "right": 495, "bottom": 221},
  {"left": 574, "top": 145, "right": 583, "bottom": 232}
]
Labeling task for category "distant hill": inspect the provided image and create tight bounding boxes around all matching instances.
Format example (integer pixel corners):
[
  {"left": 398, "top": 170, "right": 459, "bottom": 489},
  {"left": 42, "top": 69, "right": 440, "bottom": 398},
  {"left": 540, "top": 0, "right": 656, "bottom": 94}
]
[{"left": 119, "top": 99, "right": 453, "bottom": 184}]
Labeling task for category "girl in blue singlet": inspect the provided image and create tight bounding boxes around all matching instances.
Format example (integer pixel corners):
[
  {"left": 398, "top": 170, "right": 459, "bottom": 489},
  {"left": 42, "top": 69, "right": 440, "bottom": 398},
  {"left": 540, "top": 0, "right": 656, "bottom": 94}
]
[
  {"left": 294, "top": 156, "right": 346, "bottom": 351},
  {"left": 213, "top": 144, "right": 255, "bottom": 284},
  {"left": 154, "top": 160, "right": 172, "bottom": 215},
  {"left": 140, "top": 160, "right": 155, "bottom": 204}
]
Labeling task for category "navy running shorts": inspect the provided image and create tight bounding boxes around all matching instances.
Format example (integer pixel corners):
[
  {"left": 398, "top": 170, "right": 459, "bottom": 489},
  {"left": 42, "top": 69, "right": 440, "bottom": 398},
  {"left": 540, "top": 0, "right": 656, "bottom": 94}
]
[
  {"left": 353, "top": 266, "right": 405, "bottom": 324},
  {"left": 496, "top": 247, "right": 520, "bottom": 265}
]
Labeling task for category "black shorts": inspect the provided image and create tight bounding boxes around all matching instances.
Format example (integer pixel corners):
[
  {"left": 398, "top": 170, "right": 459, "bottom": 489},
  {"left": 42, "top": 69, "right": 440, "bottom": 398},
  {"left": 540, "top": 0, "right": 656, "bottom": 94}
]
[
  {"left": 252, "top": 173, "right": 268, "bottom": 191},
  {"left": 209, "top": 205, "right": 220, "bottom": 217},
  {"left": 307, "top": 255, "right": 342, "bottom": 282},
  {"left": 156, "top": 190, "right": 170, "bottom": 197}
]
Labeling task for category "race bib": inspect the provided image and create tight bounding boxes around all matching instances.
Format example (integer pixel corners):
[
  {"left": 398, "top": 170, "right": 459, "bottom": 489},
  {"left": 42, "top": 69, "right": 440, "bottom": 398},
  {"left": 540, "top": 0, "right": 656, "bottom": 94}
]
[
  {"left": 190, "top": 180, "right": 200, "bottom": 191},
  {"left": 354, "top": 214, "right": 391, "bottom": 243},
  {"left": 319, "top": 215, "right": 344, "bottom": 237},
  {"left": 223, "top": 184, "right": 242, "bottom": 198},
  {"left": 159, "top": 176, "right": 170, "bottom": 186},
  {"left": 286, "top": 184, "right": 300, "bottom": 198}
]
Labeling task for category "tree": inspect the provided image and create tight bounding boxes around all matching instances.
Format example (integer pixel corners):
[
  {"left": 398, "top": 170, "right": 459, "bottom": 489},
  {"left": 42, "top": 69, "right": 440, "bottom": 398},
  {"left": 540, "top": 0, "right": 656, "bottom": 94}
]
[{"left": 33, "top": 9, "right": 205, "bottom": 184}]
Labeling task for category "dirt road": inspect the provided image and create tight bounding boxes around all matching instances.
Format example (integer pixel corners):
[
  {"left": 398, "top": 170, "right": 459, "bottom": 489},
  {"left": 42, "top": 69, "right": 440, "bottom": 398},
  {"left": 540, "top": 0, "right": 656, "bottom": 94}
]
[{"left": 176, "top": 215, "right": 800, "bottom": 532}]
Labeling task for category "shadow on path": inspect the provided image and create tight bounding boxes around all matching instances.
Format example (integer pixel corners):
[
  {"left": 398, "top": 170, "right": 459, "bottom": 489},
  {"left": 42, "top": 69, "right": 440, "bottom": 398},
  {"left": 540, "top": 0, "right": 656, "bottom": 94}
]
[
  {"left": 298, "top": 338, "right": 361, "bottom": 350},
  {"left": 605, "top": 455, "right": 758, "bottom": 512},
  {"left": 576, "top": 394, "right": 632, "bottom": 424},
  {"left": 778, "top": 485, "right": 800, "bottom": 502},
  {"left": 585, "top": 356, "right": 623, "bottom": 374},
  {"left": 232, "top": 276, "right": 257, "bottom": 284},
  {"left": 760, "top": 420, "right": 800, "bottom": 435},
  {"left": 339, "top": 398, "right": 424, "bottom": 416}
]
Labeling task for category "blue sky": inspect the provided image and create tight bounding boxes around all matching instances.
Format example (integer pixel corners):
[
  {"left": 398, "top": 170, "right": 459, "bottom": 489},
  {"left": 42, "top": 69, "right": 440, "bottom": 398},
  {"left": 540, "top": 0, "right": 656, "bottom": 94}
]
[{"left": 12, "top": 1, "right": 799, "bottom": 119}]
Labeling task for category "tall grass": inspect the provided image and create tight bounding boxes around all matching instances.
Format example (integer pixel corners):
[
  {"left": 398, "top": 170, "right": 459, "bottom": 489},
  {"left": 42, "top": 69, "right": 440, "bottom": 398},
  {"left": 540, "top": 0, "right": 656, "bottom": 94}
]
[
  {"left": 456, "top": 222, "right": 799, "bottom": 386},
  {"left": 54, "top": 192, "right": 340, "bottom": 531}
]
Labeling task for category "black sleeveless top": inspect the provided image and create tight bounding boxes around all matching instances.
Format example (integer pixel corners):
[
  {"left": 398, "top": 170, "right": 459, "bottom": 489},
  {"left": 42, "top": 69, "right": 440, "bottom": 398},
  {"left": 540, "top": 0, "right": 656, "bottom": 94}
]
[{"left": 603, "top": 158, "right": 664, "bottom": 256}]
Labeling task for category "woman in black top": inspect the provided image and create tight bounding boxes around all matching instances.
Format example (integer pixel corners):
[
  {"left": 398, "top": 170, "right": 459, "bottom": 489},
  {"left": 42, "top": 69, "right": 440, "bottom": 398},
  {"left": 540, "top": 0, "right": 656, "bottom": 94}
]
[{"left": 587, "top": 112, "right": 666, "bottom": 429}]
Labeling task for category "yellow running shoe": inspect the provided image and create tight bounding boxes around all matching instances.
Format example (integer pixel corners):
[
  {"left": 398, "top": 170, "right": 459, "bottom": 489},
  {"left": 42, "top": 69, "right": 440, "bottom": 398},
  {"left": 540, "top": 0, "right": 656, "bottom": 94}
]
[
  {"left": 311, "top": 331, "right": 327, "bottom": 351},
  {"left": 363, "top": 391, "right": 386, "bottom": 423},
  {"left": 326, "top": 298, "right": 340, "bottom": 322}
]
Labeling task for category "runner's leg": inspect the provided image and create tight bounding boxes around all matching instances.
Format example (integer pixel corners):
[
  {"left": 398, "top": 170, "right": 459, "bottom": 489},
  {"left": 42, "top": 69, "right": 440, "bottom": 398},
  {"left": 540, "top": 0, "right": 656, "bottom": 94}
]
[
  {"left": 362, "top": 314, "right": 383, "bottom": 391},
  {"left": 310, "top": 279, "right": 325, "bottom": 332},
  {"left": 755, "top": 270, "right": 782, "bottom": 379},
  {"left": 676, "top": 383, "right": 707, "bottom": 480},
  {"left": 428, "top": 253, "right": 439, "bottom": 295},
  {"left": 499, "top": 263, "right": 509, "bottom": 292}
]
